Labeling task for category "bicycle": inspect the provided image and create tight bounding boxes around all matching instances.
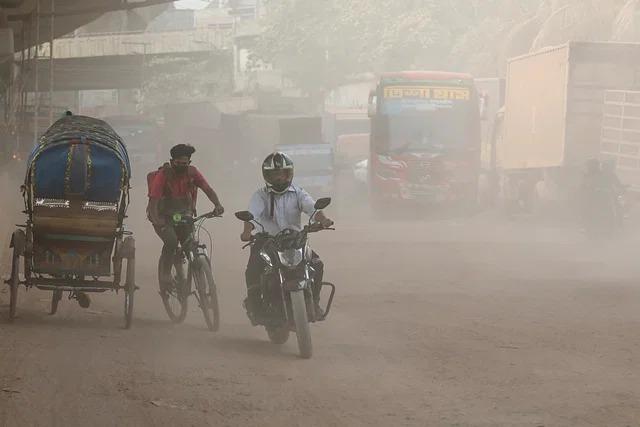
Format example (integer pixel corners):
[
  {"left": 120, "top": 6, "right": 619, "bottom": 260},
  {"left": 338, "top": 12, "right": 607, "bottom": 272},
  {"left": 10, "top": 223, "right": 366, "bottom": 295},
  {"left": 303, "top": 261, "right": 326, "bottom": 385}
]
[{"left": 158, "top": 211, "right": 220, "bottom": 331}]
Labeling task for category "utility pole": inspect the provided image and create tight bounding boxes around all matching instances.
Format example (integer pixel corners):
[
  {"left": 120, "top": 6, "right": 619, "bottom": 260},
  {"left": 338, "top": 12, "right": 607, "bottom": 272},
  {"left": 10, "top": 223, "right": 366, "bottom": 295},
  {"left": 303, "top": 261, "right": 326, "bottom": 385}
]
[
  {"left": 123, "top": 41, "right": 150, "bottom": 114},
  {"left": 33, "top": 0, "right": 40, "bottom": 145},
  {"left": 48, "top": 0, "right": 54, "bottom": 125}
]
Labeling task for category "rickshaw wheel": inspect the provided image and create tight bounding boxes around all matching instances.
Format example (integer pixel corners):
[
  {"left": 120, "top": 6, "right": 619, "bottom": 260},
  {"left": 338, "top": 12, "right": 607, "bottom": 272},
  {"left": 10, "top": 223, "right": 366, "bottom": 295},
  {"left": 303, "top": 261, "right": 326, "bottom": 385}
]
[
  {"left": 122, "top": 238, "right": 136, "bottom": 329},
  {"left": 50, "top": 290, "right": 63, "bottom": 315},
  {"left": 8, "top": 248, "right": 20, "bottom": 321},
  {"left": 124, "top": 258, "right": 135, "bottom": 329}
]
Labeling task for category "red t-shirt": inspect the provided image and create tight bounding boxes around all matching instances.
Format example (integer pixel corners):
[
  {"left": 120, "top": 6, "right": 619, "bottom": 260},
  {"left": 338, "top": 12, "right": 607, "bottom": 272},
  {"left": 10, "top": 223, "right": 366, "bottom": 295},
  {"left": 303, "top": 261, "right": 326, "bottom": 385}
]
[{"left": 149, "top": 167, "right": 211, "bottom": 208}]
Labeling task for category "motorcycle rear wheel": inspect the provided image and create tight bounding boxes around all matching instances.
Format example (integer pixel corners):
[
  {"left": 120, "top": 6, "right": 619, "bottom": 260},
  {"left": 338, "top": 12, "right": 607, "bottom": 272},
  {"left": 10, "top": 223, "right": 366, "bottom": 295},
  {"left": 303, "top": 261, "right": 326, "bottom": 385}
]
[{"left": 266, "top": 326, "right": 290, "bottom": 344}]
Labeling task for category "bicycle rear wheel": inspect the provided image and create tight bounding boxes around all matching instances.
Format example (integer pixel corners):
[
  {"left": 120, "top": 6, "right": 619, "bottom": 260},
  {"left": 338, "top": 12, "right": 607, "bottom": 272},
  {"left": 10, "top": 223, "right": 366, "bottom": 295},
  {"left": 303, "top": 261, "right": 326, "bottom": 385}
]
[
  {"left": 159, "top": 255, "right": 188, "bottom": 323},
  {"left": 193, "top": 255, "right": 220, "bottom": 332}
]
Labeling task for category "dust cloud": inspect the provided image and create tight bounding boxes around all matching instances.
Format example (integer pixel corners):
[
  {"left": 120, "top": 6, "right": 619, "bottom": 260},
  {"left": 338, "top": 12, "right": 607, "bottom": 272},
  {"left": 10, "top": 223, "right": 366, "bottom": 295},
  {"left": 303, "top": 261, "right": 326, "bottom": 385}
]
[{"left": 1, "top": 1, "right": 640, "bottom": 426}]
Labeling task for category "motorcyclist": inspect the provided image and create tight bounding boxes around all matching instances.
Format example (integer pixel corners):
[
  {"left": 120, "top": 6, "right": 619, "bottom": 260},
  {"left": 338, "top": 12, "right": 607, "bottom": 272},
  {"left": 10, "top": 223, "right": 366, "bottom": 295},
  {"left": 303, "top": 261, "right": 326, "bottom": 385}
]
[
  {"left": 147, "top": 144, "right": 224, "bottom": 286},
  {"left": 601, "top": 158, "right": 625, "bottom": 226},
  {"left": 240, "top": 152, "right": 333, "bottom": 321},
  {"left": 580, "top": 158, "right": 625, "bottom": 231},
  {"left": 579, "top": 158, "right": 603, "bottom": 227},
  {"left": 601, "top": 158, "right": 624, "bottom": 195},
  {"left": 581, "top": 158, "right": 602, "bottom": 191}
]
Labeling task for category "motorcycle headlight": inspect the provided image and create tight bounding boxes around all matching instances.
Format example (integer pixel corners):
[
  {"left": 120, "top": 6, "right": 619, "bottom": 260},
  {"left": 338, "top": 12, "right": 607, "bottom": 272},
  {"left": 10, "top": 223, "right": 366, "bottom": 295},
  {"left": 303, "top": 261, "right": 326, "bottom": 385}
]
[
  {"left": 278, "top": 248, "right": 303, "bottom": 267},
  {"left": 259, "top": 250, "right": 273, "bottom": 267}
]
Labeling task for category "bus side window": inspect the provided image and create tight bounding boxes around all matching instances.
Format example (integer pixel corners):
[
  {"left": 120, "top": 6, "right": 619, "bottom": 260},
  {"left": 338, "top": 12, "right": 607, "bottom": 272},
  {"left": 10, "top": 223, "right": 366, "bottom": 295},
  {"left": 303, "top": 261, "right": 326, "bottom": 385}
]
[
  {"left": 371, "top": 117, "right": 388, "bottom": 152},
  {"left": 479, "top": 92, "right": 489, "bottom": 121},
  {"left": 368, "top": 90, "right": 377, "bottom": 117}
]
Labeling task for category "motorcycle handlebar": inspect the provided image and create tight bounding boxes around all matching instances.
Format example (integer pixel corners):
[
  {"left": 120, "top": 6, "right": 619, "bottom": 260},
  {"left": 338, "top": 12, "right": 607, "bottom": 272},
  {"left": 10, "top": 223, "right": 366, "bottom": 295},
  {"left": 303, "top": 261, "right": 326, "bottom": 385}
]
[
  {"left": 239, "top": 225, "right": 334, "bottom": 249},
  {"left": 304, "top": 223, "right": 335, "bottom": 233},
  {"left": 241, "top": 232, "right": 268, "bottom": 249}
]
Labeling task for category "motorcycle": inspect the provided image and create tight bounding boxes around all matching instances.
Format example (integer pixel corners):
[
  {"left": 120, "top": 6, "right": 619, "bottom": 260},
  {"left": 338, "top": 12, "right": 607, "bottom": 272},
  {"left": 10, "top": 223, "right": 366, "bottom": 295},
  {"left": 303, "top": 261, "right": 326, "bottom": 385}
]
[
  {"left": 234, "top": 197, "right": 336, "bottom": 359},
  {"left": 583, "top": 183, "right": 619, "bottom": 240}
]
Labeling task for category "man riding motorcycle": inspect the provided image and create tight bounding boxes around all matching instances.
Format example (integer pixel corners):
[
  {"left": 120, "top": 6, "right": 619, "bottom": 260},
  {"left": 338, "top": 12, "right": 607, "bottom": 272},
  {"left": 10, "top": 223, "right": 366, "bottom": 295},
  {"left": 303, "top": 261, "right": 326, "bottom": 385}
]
[
  {"left": 601, "top": 159, "right": 624, "bottom": 194},
  {"left": 601, "top": 158, "right": 625, "bottom": 226},
  {"left": 580, "top": 158, "right": 625, "bottom": 234},
  {"left": 240, "top": 152, "right": 333, "bottom": 322},
  {"left": 147, "top": 143, "right": 224, "bottom": 286}
]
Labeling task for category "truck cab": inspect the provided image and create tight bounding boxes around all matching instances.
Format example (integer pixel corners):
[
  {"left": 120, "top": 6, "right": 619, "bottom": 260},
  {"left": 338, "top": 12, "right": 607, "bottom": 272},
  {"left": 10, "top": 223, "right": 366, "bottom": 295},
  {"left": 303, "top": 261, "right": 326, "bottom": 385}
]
[{"left": 245, "top": 114, "right": 334, "bottom": 195}]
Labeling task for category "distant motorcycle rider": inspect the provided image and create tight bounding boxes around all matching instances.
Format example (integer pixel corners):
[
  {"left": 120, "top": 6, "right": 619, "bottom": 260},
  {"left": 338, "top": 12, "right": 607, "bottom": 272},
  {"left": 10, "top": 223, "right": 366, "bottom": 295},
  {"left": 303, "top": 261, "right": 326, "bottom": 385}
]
[
  {"left": 581, "top": 158, "right": 624, "bottom": 198},
  {"left": 580, "top": 158, "right": 624, "bottom": 232},
  {"left": 240, "top": 152, "right": 333, "bottom": 321},
  {"left": 581, "top": 158, "right": 602, "bottom": 192},
  {"left": 601, "top": 158, "right": 625, "bottom": 226},
  {"left": 147, "top": 144, "right": 224, "bottom": 286},
  {"left": 601, "top": 159, "right": 624, "bottom": 195}
]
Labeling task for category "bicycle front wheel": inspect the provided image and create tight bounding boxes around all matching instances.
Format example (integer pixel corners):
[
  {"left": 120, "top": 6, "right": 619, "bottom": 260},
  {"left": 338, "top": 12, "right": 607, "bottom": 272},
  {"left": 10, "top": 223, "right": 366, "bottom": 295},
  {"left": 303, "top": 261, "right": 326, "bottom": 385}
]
[{"left": 193, "top": 255, "right": 220, "bottom": 332}]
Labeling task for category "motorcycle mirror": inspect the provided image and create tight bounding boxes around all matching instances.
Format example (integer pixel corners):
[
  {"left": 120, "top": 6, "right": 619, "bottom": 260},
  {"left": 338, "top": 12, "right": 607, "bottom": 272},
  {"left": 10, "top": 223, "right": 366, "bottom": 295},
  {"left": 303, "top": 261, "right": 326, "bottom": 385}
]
[
  {"left": 235, "top": 211, "right": 254, "bottom": 222},
  {"left": 314, "top": 197, "right": 331, "bottom": 210}
]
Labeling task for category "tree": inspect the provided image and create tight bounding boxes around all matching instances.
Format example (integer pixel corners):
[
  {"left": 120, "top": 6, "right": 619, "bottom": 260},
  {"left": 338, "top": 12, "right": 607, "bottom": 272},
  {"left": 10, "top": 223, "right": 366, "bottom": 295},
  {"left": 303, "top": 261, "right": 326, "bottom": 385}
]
[
  {"left": 143, "top": 53, "right": 233, "bottom": 107},
  {"left": 252, "top": 0, "right": 447, "bottom": 96},
  {"left": 253, "top": 0, "right": 638, "bottom": 93}
]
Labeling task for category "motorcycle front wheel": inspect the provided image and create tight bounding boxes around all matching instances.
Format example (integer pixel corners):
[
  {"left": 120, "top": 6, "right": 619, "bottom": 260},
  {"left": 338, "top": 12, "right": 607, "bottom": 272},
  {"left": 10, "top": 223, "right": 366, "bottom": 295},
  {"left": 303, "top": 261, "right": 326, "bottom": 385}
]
[{"left": 290, "top": 290, "right": 313, "bottom": 359}]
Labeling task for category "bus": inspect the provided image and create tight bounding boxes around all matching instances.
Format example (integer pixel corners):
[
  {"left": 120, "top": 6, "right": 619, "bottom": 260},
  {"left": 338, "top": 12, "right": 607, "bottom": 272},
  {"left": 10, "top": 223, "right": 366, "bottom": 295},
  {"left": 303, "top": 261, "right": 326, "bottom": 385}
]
[{"left": 368, "top": 71, "right": 481, "bottom": 211}]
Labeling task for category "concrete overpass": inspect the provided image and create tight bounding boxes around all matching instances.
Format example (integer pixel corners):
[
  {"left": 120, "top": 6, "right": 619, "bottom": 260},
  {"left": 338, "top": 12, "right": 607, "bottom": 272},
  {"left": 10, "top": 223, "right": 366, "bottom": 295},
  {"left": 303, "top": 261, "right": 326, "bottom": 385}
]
[
  {"left": 0, "top": 0, "right": 173, "bottom": 51},
  {"left": 23, "top": 27, "right": 231, "bottom": 91},
  {"left": 48, "top": 27, "right": 228, "bottom": 58},
  {"left": 0, "top": 0, "right": 176, "bottom": 156}
]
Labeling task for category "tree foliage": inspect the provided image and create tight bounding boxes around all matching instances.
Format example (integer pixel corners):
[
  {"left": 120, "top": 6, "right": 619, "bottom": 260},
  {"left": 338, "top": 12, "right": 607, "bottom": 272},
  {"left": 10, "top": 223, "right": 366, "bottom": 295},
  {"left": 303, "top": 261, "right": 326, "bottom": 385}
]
[
  {"left": 252, "top": 0, "right": 541, "bottom": 90},
  {"left": 252, "top": 0, "right": 640, "bottom": 92},
  {"left": 143, "top": 53, "right": 233, "bottom": 107}
]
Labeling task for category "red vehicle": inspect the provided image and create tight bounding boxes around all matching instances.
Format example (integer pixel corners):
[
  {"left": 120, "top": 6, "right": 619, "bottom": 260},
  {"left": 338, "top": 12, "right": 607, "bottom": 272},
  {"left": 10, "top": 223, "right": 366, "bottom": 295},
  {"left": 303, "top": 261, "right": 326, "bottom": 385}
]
[{"left": 368, "top": 71, "right": 481, "bottom": 211}]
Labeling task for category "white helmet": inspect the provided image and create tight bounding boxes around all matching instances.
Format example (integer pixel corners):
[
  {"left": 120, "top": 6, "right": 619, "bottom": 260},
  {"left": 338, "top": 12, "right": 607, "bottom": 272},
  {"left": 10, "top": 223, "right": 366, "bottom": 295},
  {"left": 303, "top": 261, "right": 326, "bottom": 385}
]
[{"left": 262, "top": 151, "right": 294, "bottom": 194}]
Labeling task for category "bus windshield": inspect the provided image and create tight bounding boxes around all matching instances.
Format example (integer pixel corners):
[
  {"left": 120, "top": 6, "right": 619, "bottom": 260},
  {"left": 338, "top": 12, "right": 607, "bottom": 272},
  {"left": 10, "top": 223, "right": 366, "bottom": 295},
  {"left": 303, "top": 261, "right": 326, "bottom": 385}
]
[{"left": 376, "top": 84, "right": 477, "bottom": 153}]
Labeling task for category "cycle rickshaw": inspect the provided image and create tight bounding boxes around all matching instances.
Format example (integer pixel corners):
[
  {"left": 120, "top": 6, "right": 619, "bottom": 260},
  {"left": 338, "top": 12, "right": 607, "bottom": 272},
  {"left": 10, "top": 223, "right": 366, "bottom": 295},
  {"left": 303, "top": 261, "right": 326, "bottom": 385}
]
[{"left": 5, "top": 115, "right": 136, "bottom": 328}]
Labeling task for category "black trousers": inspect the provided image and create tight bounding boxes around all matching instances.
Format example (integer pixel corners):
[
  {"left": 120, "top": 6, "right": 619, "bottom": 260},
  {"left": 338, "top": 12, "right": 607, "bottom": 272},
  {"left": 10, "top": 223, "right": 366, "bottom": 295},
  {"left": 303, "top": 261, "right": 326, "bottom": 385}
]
[
  {"left": 245, "top": 243, "right": 324, "bottom": 303},
  {"left": 154, "top": 224, "right": 191, "bottom": 281}
]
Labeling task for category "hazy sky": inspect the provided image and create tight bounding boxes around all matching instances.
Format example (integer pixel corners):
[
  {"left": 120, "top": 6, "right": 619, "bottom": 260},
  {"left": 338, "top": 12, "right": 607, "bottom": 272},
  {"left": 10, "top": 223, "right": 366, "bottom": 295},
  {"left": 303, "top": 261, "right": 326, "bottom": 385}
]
[{"left": 175, "top": 0, "right": 210, "bottom": 9}]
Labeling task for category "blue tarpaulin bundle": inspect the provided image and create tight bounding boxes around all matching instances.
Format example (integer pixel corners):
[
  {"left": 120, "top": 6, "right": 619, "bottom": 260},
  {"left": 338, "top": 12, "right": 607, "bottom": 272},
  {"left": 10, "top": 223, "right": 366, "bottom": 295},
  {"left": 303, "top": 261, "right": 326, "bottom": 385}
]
[{"left": 26, "top": 115, "right": 131, "bottom": 203}]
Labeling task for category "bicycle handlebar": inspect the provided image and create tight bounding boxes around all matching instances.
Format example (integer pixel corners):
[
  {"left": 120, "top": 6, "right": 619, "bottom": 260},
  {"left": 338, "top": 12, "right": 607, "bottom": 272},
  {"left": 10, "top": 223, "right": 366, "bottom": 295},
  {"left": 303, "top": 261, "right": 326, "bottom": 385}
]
[
  {"left": 169, "top": 211, "right": 221, "bottom": 226},
  {"left": 194, "top": 211, "right": 222, "bottom": 222}
]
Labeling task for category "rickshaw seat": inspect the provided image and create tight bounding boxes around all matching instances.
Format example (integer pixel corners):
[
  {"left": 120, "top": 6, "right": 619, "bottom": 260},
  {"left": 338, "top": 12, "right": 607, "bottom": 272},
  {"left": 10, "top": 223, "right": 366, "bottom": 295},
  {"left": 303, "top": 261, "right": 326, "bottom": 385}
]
[{"left": 32, "top": 199, "right": 119, "bottom": 238}]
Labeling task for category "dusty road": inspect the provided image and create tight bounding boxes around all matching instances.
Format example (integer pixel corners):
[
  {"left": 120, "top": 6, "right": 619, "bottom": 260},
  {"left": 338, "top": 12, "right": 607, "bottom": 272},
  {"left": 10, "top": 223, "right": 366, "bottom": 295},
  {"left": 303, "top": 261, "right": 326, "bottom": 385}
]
[{"left": 1, "top": 177, "right": 640, "bottom": 426}]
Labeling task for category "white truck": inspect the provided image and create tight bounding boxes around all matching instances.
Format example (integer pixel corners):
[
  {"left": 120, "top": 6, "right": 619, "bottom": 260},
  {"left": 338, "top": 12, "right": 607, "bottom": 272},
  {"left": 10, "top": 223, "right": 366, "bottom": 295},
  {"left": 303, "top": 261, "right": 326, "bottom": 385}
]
[
  {"left": 492, "top": 41, "right": 640, "bottom": 209},
  {"left": 600, "top": 89, "right": 640, "bottom": 193}
]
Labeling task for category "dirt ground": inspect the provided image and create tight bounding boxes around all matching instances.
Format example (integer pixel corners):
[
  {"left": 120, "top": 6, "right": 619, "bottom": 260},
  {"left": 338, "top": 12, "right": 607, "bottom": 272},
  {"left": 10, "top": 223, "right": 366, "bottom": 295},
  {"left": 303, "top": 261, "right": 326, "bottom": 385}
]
[{"left": 1, "top": 171, "right": 640, "bottom": 427}]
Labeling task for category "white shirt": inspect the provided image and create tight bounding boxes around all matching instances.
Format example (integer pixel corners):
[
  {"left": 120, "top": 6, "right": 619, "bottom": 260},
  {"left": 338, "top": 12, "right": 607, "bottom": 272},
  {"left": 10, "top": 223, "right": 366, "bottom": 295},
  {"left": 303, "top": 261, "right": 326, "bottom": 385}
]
[{"left": 248, "top": 185, "right": 317, "bottom": 235}]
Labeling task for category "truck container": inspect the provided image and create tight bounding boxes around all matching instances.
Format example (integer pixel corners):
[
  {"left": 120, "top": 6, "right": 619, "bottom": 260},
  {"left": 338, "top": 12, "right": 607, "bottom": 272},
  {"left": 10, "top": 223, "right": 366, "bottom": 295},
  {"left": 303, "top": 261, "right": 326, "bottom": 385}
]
[
  {"left": 496, "top": 41, "right": 640, "bottom": 206},
  {"left": 600, "top": 89, "right": 640, "bottom": 192}
]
